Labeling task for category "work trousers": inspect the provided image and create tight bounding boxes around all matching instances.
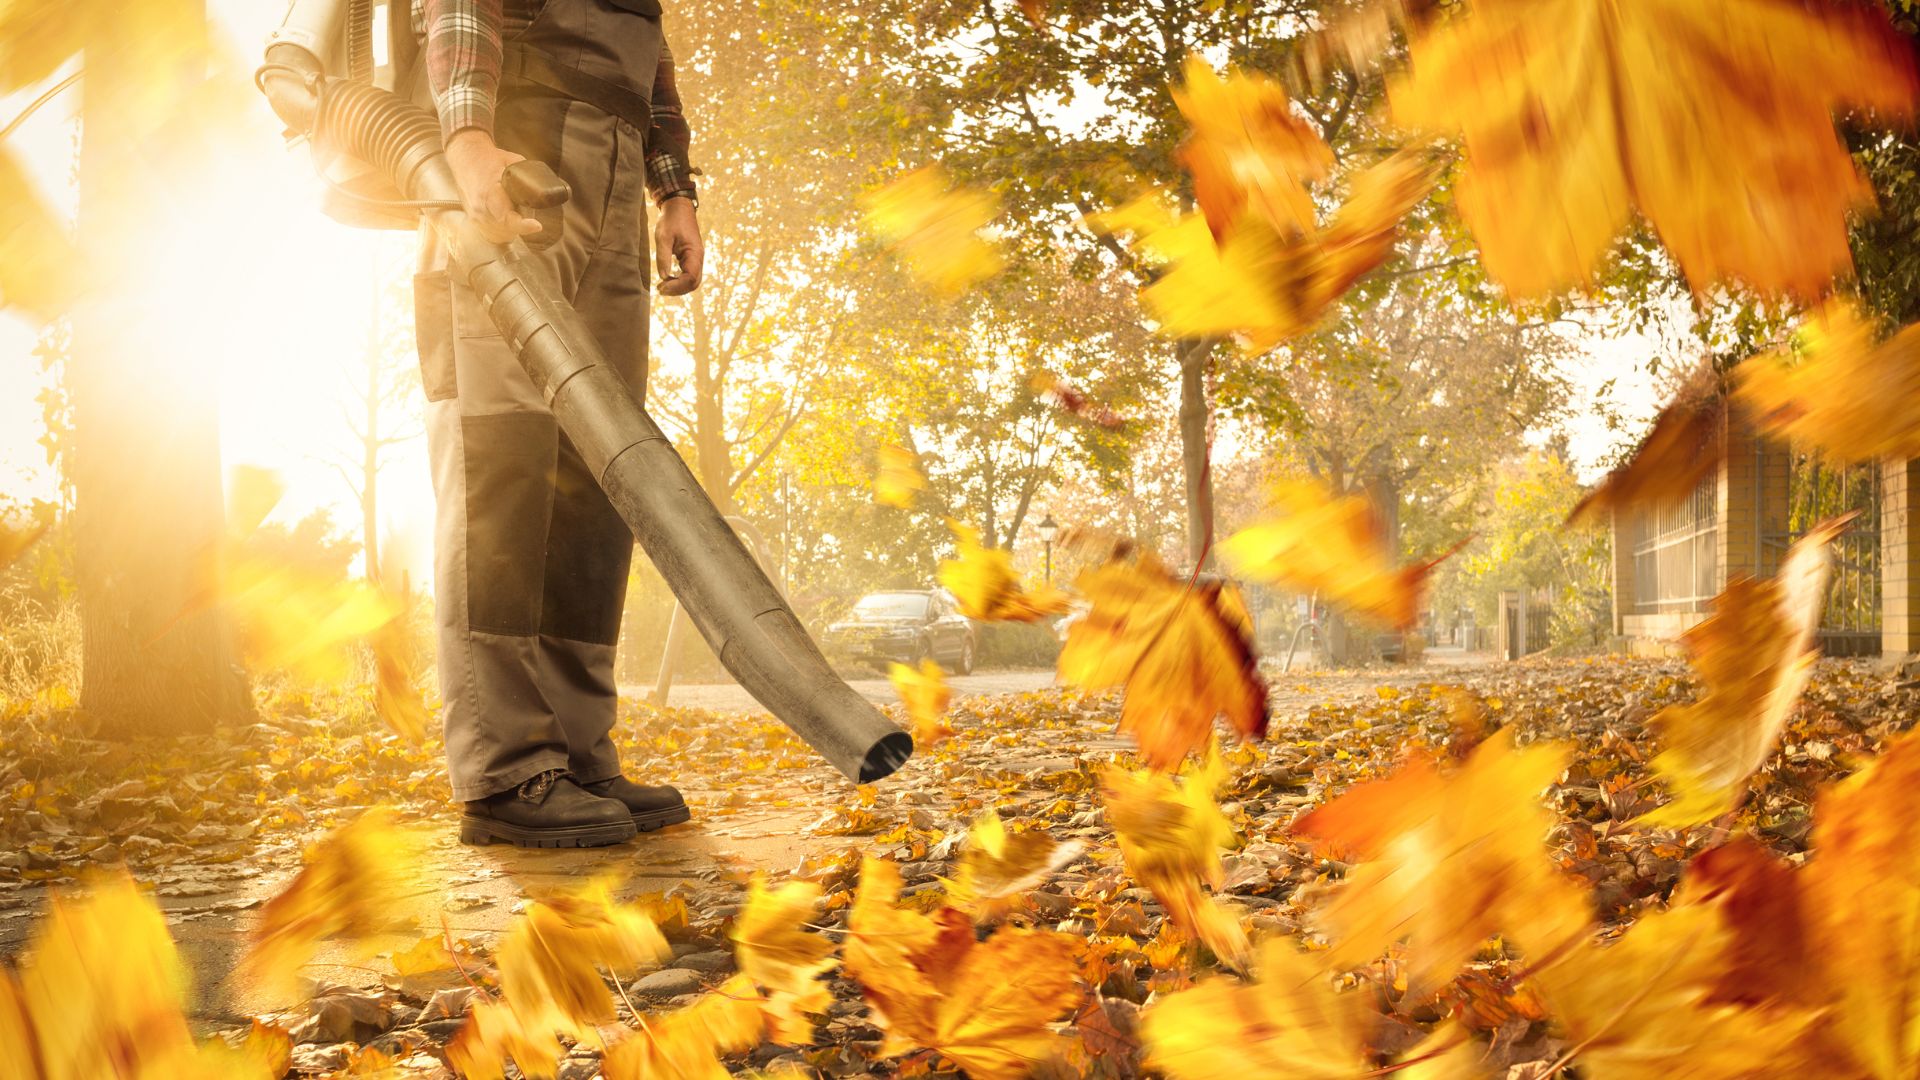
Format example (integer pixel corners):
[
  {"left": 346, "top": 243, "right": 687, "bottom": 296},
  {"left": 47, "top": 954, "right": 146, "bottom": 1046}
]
[{"left": 415, "top": 92, "right": 651, "bottom": 801}]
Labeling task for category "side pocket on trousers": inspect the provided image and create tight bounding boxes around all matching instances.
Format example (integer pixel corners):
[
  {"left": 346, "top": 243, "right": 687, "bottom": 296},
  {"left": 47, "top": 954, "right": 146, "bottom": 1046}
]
[{"left": 414, "top": 270, "right": 458, "bottom": 402}]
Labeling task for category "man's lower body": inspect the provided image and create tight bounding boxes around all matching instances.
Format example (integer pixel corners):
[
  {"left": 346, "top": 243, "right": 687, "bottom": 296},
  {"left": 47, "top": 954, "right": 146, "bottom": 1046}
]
[{"left": 416, "top": 90, "right": 687, "bottom": 846}]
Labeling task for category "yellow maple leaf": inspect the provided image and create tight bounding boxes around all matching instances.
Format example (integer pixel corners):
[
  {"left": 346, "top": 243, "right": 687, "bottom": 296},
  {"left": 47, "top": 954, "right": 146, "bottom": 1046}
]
[
  {"left": 1173, "top": 55, "right": 1334, "bottom": 241},
  {"left": 1737, "top": 301, "right": 1920, "bottom": 463},
  {"left": 729, "top": 877, "right": 838, "bottom": 1046},
  {"left": 600, "top": 975, "right": 768, "bottom": 1080},
  {"left": 1290, "top": 730, "right": 1591, "bottom": 997},
  {"left": 874, "top": 444, "right": 926, "bottom": 509},
  {"left": 937, "top": 521, "right": 1072, "bottom": 622},
  {"left": 1102, "top": 757, "right": 1250, "bottom": 969},
  {"left": 945, "top": 810, "right": 1086, "bottom": 919},
  {"left": 1140, "top": 938, "right": 1374, "bottom": 1079},
  {"left": 1567, "top": 365, "right": 1723, "bottom": 527},
  {"left": 861, "top": 166, "right": 1006, "bottom": 294},
  {"left": 1390, "top": 0, "right": 1918, "bottom": 299},
  {"left": 1644, "top": 515, "right": 1848, "bottom": 826},
  {"left": 845, "top": 857, "right": 1083, "bottom": 1079},
  {"left": 225, "top": 561, "right": 403, "bottom": 685},
  {"left": 495, "top": 878, "right": 673, "bottom": 1035},
  {"left": 888, "top": 658, "right": 955, "bottom": 750},
  {"left": 445, "top": 998, "right": 562, "bottom": 1080},
  {"left": 1106, "top": 152, "right": 1433, "bottom": 350},
  {"left": 1531, "top": 904, "right": 1811, "bottom": 1080},
  {"left": 1807, "top": 728, "right": 1920, "bottom": 1078},
  {"left": 1218, "top": 479, "right": 1452, "bottom": 631},
  {"left": 240, "top": 808, "right": 420, "bottom": 1001},
  {"left": 1058, "top": 548, "right": 1268, "bottom": 771}
]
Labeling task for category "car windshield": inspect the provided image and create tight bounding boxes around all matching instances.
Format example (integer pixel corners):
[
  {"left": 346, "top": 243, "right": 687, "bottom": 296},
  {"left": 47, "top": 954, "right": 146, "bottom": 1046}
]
[{"left": 854, "top": 593, "right": 929, "bottom": 619}]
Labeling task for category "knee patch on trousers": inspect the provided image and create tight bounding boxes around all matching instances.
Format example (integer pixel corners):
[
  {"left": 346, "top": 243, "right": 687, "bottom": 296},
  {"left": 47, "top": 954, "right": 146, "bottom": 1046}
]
[{"left": 462, "top": 411, "right": 560, "bottom": 636}]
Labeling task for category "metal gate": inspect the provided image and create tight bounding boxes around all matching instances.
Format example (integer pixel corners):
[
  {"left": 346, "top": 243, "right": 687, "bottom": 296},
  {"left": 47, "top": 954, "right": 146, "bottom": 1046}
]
[{"left": 1760, "top": 446, "right": 1881, "bottom": 656}]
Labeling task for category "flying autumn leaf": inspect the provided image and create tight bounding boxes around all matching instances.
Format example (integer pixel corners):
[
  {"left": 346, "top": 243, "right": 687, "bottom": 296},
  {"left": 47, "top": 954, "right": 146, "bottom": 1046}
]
[
  {"left": 494, "top": 878, "right": 673, "bottom": 1035},
  {"left": 1568, "top": 365, "right": 1724, "bottom": 527},
  {"left": 372, "top": 607, "right": 430, "bottom": 743},
  {"left": 861, "top": 166, "right": 1005, "bottom": 294},
  {"left": 1173, "top": 55, "right": 1334, "bottom": 241},
  {"left": 1058, "top": 548, "right": 1267, "bottom": 771},
  {"left": 1141, "top": 938, "right": 1375, "bottom": 1079},
  {"left": 1218, "top": 478, "right": 1455, "bottom": 631},
  {"left": 1031, "top": 370, "right": 1125, "bottom": 429},
  {"left": 1098, "top": 152, "right": 1433, "bottom": 350},
  {"left": 1103, "top": 756, "right": 1251, "bottom": 969},
  {"left": 1737, "top": 301, "right": 1920, "bottom": 462},
  {"left": 1290, "top": 729, "right": 1591, "bottom": 997},
  {"left": 1807, "top": 728, "right": 1920, "bottom": 1078},
  {"left": 937, "top": 521, "right": 1072, "bottom": 622},
  {"left": 1644, "top": 515, "right": 1848, "bottom": 826},
  {"left": 1530, "top": 904, "right": 1811, "bottom": 1080},
  {"left": 944, "top": 809, "right": 1086, "bottom": 920},
  {"left": 889, "top": 658, "right": 955, "bottom": 750},
  {"left": 1389, "top": 0, "right": 1918, "bottom": 298},
  {"left": 874, "top": 444, "right": 926, "bottom": 509},
  {"left": 600, "top": 975, "right": 767, "bottom": 1080},
  {"left": 845, "top": 857, "right": 1083, "bottom": 1078},
  {"left": 730, "top": 877, "right": 838, "bottom": 1045},
  {"left": 446, "top": 998, "right": 562, "bottom": 1080},
  {"left": 1675, "top": 837, "right": 1821, "bottom": 1008},
  {"left": 240, "top": 808, "right": 420, "bottom": 1001},
  {"left": 0, "top": 517, "right": 47, "bottom": 572}
]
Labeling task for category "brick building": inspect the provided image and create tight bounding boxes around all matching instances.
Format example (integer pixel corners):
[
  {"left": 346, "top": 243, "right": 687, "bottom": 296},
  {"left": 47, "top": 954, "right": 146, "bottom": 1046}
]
[{"left": 1611, "top": 409, "right": 1917, "bottom": 658}]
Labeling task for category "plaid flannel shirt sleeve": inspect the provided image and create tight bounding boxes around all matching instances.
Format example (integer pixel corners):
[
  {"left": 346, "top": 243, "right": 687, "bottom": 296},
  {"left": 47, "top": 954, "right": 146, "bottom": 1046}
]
[
  {"left": 646, "top": 39, "right": 698, "bottom": 204},
  {"left": 421, "top": 0, "right": 505, "bottom": 139}
]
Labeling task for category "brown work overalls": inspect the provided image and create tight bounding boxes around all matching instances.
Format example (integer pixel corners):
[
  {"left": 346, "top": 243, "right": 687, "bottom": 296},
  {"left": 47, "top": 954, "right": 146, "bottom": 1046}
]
[{"left": 413, "top": 0, "right": 663, "bottom": 801}]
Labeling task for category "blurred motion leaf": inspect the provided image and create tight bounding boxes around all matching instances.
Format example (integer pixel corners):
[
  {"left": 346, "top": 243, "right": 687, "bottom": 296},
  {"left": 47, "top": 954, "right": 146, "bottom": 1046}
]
[
  {"left": 889, "top": 658, "right": 954, "bottom": 751},
  {"left": 241, "top": 808, "right": 419, "bottom": 1001},
  {"left": 1737, "top": 301, "right": 1920, "bottom": 462},
  {"left": 1645, "top": 515, "right": 1846, "bottom": 826},
  {"left": 873, "top": 444, "right": 925, "bottom": 509},
  {"left": 494, "top": 878, "right": 673, "bottom": 1035},
  {"left": 937, "top": 521, "right": 1071, "bottom": 622},
  {"left": 1103, "top": 755, "right": 1250, "bottom": 969},
  {"left": 730, "top": 877, "right": 837, "bottom": 1045},
  {"left": 945, "top": 809, "right": 1085, "bottom": 920},
  {"left": 860, "top": 166, "right": 1005, "bottom": 294},
  {"left": 600, "top": 975, "right": 767, "bottom": 1080},
  {"left": 1141, "top": 938, "right": 1373, "bottom": 1079},
  {"left": 1174, "top": 55, "right": 1332, "bottom": 241},
  {"left": 1567, "top": 366, "right": 1723, "bottom": 527},
  {"left": 1218, "top": 478, "right": 1452, "bottom": 631},
  {"left": 1390, "top": 0, "right": 1918, "bottom": 298},
  {"left": 1291, "top": 730, "right": 1590, "bottom": 997},
  {"left": 1059, "top": 548, "right": 1267, "bottom": 771}
]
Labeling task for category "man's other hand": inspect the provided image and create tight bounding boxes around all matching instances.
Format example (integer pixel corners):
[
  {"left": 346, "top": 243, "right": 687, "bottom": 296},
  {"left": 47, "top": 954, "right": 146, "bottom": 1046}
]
[
  {"left": 655, "top": 197, "right": 704, "bottom": 296},
  {"left": 445, "top": 129, "right": 543, "bottom": 245}
]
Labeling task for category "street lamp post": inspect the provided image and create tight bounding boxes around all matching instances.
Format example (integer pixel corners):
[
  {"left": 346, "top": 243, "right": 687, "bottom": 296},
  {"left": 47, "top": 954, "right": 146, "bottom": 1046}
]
[{"left": 1038, "top": 512, "right": 1059, "bottom": 586}]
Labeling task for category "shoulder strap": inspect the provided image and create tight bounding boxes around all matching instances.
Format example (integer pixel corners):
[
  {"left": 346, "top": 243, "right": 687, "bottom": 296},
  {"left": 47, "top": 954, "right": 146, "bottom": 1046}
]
[{"left": 501, "top": 44, "right": 654, "bottom": 134}]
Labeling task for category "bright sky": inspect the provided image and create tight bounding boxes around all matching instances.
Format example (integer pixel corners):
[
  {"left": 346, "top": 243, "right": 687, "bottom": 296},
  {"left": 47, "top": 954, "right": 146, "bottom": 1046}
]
[{"left": 0, "top": 3, "right": 1667, "bottom": 590}]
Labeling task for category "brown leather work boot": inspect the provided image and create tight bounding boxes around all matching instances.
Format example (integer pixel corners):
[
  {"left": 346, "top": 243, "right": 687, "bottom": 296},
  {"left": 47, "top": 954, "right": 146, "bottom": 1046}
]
[
  {"left": 579, "top": 776, "right": 691, "bottom": 833},
  {"left": 460, "top": 769, "right": 636, "bottom": 847}
]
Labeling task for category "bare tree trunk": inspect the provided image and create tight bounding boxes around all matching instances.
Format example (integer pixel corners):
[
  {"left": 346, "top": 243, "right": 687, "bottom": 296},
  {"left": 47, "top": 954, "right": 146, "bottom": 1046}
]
[
  {"left": 1177, "top": 337, "right": 1215, "bottom": 570},
  {"left": 73, "top": 3, "right": 250, "bottom": 736}
]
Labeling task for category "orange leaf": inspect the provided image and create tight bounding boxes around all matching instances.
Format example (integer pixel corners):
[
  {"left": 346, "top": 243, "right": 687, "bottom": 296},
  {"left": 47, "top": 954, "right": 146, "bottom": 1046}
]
[
  {"left": 1290, "top": 729, "right": 1589, "bottom": 997},
  {"left": 600, "top": 975, "right": 767, "bottom": 1080},
  {"left": 874, "top": 444, "right": 926, "bottom": 509},
  {"left": 1567, "top": 366, "right": 1723, "bottom": 527},
  {"left": 729, "top": 877, "right": 838, "bottom": 1046},
  {"left": 944, "top": 810, "right": 1086, "bottom": 920},
  {"left": 1141, "top": 938, "right": 1374, "bottom": 1079},
  {"left": 1102, "top": 757, "right": 1250, "bottom": 969},
  {"left": 1390, "top": 0, "right": 1918, "bottom": 298},
  {"left": 889, "top": 658, "right": 956, "bottom": 750},
  {"left": 861, "top": 167, "right": 1005, "bottom": 294},
  {"left": 1058, "top": 549, "right": 1267, "bottom": 771},
  {"left": 1173, "top": 55, "right": 1334, "bottom": 241},
  {"left": 845, "top": 857, "right": 1082, "bottom": 1079}
]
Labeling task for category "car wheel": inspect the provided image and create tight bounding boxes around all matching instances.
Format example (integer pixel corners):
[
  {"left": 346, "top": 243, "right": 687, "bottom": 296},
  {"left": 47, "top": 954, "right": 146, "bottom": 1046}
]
[{"left": 955, "top": 636, "right": 975, "bottom": 676}]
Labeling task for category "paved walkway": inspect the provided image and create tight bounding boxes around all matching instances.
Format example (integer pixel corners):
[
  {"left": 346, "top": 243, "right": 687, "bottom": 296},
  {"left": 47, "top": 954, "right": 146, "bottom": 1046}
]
[{"left": 637, "top": 667, "right": 1060, "bottom": 713}]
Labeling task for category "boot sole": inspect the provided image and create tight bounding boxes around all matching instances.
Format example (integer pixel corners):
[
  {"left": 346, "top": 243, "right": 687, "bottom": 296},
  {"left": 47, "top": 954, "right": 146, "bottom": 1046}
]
[
  {"left": 458, "top": 815, "right": 637, "bottom": 848},
  {"left": 633, "top": 803, "right": 693, "bottom": 833}
]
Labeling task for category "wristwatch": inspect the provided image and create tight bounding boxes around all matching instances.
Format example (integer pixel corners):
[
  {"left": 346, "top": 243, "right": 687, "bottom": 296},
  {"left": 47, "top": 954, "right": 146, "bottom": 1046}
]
[{"left": 659, "top": 188, "right": 699, "bottom": 210}]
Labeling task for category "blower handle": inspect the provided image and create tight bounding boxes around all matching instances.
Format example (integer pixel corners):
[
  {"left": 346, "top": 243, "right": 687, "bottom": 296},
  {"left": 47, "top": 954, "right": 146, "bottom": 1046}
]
[{"left": 503, "top": 160, "right": 569, "bottom": 251}]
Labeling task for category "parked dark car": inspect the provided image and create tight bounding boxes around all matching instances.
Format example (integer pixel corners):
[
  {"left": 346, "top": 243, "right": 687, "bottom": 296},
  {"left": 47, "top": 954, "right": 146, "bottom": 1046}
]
[{"left": 824, "top": 590, "right": 976, "bottom": 674}]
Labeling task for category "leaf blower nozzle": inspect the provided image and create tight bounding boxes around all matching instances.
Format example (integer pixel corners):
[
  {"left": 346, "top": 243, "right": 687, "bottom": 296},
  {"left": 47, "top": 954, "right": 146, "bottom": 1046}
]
[{"left": 255, "top": 34, "right": 912, "bottom": 784}]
